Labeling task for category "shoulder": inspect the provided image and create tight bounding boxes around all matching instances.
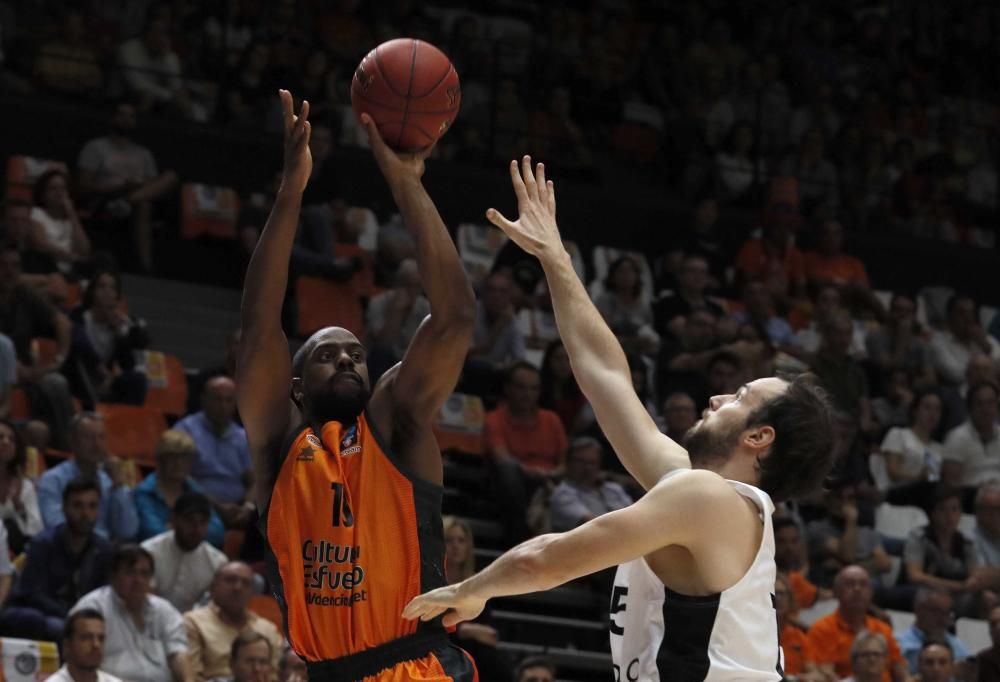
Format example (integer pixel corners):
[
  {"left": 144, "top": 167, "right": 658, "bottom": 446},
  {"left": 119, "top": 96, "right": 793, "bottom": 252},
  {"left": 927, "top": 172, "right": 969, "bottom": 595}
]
[
  {"left": 135, "top": 474, "right": 157, "bottom": 493},
  {"left": 148, "top": 593, "right": 183, "bottom": 620},
  {"left": 140, "top": 530, "right": 172, "bottom": 551},
  {"left": 646, "top": 469, "right": 740, "bottom": 508},
  {"left": 251, "top": 613, "right": 282, "bottom": 639},
  {"left": 538, "top": 408, "right": 564, "bottom": 427},
  {"left": 206, "top": 543, "right": 228, "bottom": 564},
  {"left": 74, "top": 585, "right": 110, "bottom": 611},
  {"left": 183, "top": 605, "right": 212, "bottom": 626},
  {"left": 806, "top": 613, "right": 837, "bottom": 635}
]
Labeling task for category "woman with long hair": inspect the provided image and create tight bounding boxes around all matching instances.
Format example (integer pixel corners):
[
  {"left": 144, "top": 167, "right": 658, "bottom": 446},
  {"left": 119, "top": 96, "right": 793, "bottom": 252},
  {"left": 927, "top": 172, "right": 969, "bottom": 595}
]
[
  {"left": 593, "top": 256, "right": 659, "bottom": 356},
  {"left": 539, "top": 339, "right": 593, "bottom": 435},
  {"left": 0, "top": 419, "right": 43, "bottom": 554},
  {"left": 26, "top": 169, "right": 92, "bottom": 275},
  {"left": 881, "top": 388, "right": 945, "bottom": 487}
]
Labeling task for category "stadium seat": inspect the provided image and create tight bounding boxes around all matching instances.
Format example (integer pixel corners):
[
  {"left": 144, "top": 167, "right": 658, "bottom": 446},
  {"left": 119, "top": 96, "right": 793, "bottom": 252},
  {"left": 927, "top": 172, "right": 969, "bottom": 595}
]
[
  {"left": 798, "top": 598, "right": 837, "bottom": 627},
  {"left": 5, "top": 155, "right": 68, "bottom": 201},
  {"left": 888, "top": 608, "right": 916, "bottom": 632},
  {"left": 875, "top": 503, "right": 928, "bottom": 542},
  {"left": 180, "top": 183, "right": 240, "bottom": 240},
  {"left": 223, "top": 529, "right": 246, "bottom": 560},
  {"left": 142, "top": 351, "right": 189, "bottom": 417},
  {"left": 957, "top": 617, "right": 990, "bottom": 654},
  {"left": 249, "top": 595, "right": 284, "bottom": 631},
  {"left": 295, "top": 276, "right": 364, "bottom": 338},
  {"left": 0, "top": 637, "right": 60, "bottom": 679},
  {"left": 959, "top": 513, "right": 977, "bottom": 537},
  {"left": 95, "top": 403, "right": 167, "bottom": 467},
  {"left": 433, "top": 393, "right": 485, "bottom": 455},
  {"left": 9, "top": 388, "right": 30, "bottom": 421},
  {"left": 869, "top": 453, "right": 891, "bottom": 493},
  {"left": 456, "top": 222, "right": 508, "bottom": 289},
  {"left": 30, "top": 337, "right": 60, "bottom": 368}
]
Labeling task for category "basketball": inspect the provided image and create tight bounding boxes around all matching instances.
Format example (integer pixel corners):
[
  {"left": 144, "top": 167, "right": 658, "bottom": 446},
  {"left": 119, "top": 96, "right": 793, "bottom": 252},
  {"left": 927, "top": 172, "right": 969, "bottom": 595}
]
[{"left": 351, "top": 38, "right": 461, "bottom": 153}]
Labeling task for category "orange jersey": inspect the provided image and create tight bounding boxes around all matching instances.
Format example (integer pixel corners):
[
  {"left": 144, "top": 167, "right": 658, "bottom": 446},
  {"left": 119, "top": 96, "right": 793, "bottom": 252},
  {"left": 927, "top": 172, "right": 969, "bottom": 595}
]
[{"left": 262, "top": 413, "right": 474, "bottom": 680}]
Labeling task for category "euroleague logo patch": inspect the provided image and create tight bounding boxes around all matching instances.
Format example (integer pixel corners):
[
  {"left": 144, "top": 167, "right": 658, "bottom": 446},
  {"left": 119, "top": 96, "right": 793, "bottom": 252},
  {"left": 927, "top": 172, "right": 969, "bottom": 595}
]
[{"left": 340, "top": 426, "right": 361, "bottom": 457}]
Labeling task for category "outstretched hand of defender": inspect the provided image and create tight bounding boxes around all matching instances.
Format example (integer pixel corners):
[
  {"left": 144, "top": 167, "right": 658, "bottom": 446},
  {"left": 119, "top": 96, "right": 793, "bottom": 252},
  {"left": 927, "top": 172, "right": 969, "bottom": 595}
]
[
  {"left": 402, "top": 583, "right": 486, "bottom": 628},
  {"left": 279, "top": 89, "right": 312, "bottom": 194},
  {"left": 486, "top": 156, "right": 561, "bottom": 259},
  {"left": 360, "top": 113, "right": 434, "bottom": 186}
]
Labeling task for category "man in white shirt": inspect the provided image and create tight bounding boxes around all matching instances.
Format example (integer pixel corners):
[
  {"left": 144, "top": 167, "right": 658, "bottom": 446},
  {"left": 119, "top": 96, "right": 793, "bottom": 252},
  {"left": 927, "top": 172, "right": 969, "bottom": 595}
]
[
  {"left": 141, "top": 492, "right": 227, "bottom": 612},
  {"left": 930, "top": 296, "right": 1000, "bottom": 386},
  {"left": 71, "top": 544, "right": 194, "bottom": 682},
  {"left": 46, "top": 608, "right": 124, "bottom": 682},
  {"left": 942, "top": 382, "right": 1000, "bottom": 488}
]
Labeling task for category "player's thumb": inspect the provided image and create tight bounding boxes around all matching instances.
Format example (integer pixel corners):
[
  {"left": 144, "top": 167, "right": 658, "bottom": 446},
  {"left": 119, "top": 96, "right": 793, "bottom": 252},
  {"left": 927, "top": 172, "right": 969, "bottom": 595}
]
[
  {"left": 486, "top": 208, "right": 514, "bottom": 233},
  {"left": 442, "top": 610, "right": 463, "bottom": 628}
]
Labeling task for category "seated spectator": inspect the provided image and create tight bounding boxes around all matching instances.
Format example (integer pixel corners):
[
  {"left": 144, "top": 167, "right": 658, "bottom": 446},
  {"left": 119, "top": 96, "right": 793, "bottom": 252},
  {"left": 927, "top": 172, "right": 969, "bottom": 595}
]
[
  {"left": 0, "top": 246, "right": 75, "bottom": 445},
  {"left": 32, "top": 9, "right": 103, "bottom": 96},
  {"left": 659, "top": 392, "right": 698, "bottom": 442},
  {"left": 0, "top": 332, "right": 15, "bottom": 418},
  {"left": 25, "top": 169, "right": 92, "bottom": 276},
  {"left": 942, "top": 382, "right": 1000, "bottom": 489},
  {"left": 0, "top": 418, "right": 43, "bottom": 554},
  {"left": 539, "top": 339, "right": 593, "bottom": 436},
  {"left": 811, "top": 310, "right": 876, "bottom": 431},
  {"left": 731, "top": 281, "right": 799, "bottom": 351},
  {"left": 277, "top": 646, "right": 307, "bottom": 682},
  {"left": 222, "top": 631, "right": 274, "bottom": 682},
  {"left": 896, "top": 588, "right": 969, "bottom": 674},
  {"left": 778, "top": 128, "right": 840, "bottom": 217},
  {"left": 796, "top": 285, "right": 868, "bottom": 359},
  {"left": 0, "top": 478, "right": 112, "bottom": 641},
  {"left": 0, "top": 522, "right": 11, "bottom": 604},
  {"left": 652, "top": 253, "right": 724, "bottom": 341},
  {"left": 845, "top": 630, "right": 894, "bottom": 682},
  {"left": 880, "top": 388, "right": 945, "bottom": 487},
  {"left": 873, "top": 368, "right": 918, "bottom": 434},
  {"left": 135, "top": 430, "right": 224, "bottom": 547},
  {"left": 67, "top": 270, "right": 149, "bottom": 408},
  {"left": 806, "top": 565, "right": 907, "bottom": 681},
  {"left": 942, "top": 353, "right": 997, "bottom": 431},
  {"left": 775, "top": 573, "right": 820, "bottom": 680},
  {"left": 516, "top": 280, "right": 561, "bottom": 357},
  {"left": 442, "top": 517, "right": 514, "bottom": 682},
  {"left": 71, "top": 544, "right": 191, "bottom": 682},
  {"left": 176, "top": 377, "right": 254, "bottom": 528},
  {"left": 550, "top": 438, "right": 632, "bottom": 532},
  {"left": 976, "top": 606, "right": 1000, "bottom": 682},
  {"left": 808, "top": 481, "right": 892, "bottom": 587},
  {"left": 904, "top": 485, "right": 984, "bottom": 617},
  {"left": 484, "top": 362, "right": 567, "bottom": 541},
  {"left": 593, "top": 256, "right": 659, "bottom": 356},
  {"left": 224, "top": 43, "right": 273, "bottom": 128},
  {"left": 184, "top": 562, "right": 283, "bottom": 682},
  {"left": 516, "top": 656, "right": 556, "bottom": 682},
  {"left": 867, "top": 294, "right": 937, "bottom": 389},
  {"left": 37, "top": 412, "right": 138, "bottom": 541},
  {"left": 705, "top": 351, "right": 742, "bottom": 398},
  {"left": 974, "top": 483, "right": 1000, "bottom": 572},
  {"left": 527, "top": 87, "right": 593, "bottom": 174},
  {"left": 46, "top": 609, "right": 124, "bottom": 682},
  {"left": 364, "top": 259, "right": 430, "bottom": 381},
  {"left": 775, "top": 517, "right": 831, "bottom": 610},
  {"left": 804, "top": 219, "right": 871, "bottom": 294},
  {"left": 917, "top": 640, "right": 958, "bottom": 682},
  {"left": 735, "top": 186, "right": 806, "bottom": 302},
  {"left": 930, "top": 296, "right": 1000, "bottom": 387},
  {"left": 468, "top": 271, "right": 525, "bottom": 370},
  {"left": 117, "top": 16, "right": 200, "bottom": 120},
  {"left": 715, "top": 120, "right": 765, "bottom": 204},
  {"left": 141, "top": 492, "right": 227, "bottom": 613},
  {"left": 76, "top": 100, "right": 179, "bottom": 273},
  {"left": 188, "top": 328, "right": 240, "bottom": 416}
]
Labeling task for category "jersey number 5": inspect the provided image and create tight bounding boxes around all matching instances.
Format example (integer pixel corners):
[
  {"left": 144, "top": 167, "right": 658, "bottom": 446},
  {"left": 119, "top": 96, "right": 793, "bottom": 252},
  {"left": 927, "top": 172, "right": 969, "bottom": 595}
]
[
  {"left": 609, "top": 585, "right": 628, "bottom": 636},
  {"left": 331, "top": 482, "right": 355, "bottom": 527}
]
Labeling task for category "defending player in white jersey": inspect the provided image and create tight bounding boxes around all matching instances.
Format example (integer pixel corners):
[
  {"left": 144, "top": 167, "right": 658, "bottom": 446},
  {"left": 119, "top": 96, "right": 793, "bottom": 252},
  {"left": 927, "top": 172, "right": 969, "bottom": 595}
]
[{"left": 403, "top": 158, "right": 838, "bottom": 681}]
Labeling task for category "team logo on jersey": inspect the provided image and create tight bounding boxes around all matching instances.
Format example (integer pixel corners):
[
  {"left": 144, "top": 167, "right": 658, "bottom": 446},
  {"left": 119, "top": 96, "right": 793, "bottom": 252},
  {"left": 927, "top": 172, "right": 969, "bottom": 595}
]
[
  {"left": 340, "top": 426, "right": 361, "bottom": 456},
  {"left": 297, "top": 434, "right": 323, "bottom": 461}
]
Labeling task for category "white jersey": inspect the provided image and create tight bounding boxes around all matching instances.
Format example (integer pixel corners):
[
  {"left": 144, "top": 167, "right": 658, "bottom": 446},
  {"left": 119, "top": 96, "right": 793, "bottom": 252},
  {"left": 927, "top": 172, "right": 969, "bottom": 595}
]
[{"left": 609, "top": 475, "right": 783, "bottom": 681}]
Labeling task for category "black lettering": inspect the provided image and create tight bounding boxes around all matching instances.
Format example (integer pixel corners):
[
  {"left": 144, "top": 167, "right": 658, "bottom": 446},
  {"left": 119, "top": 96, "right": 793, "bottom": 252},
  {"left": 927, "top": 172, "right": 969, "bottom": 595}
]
[
  {"left": 609, "top": 585, "right": 628, "bottom": 636},
  {"left": 331, "top": 483, "right": 355, "bottom": 527},
  {"left": 627, "top": 659, "right": 640, "bottom": 681}
]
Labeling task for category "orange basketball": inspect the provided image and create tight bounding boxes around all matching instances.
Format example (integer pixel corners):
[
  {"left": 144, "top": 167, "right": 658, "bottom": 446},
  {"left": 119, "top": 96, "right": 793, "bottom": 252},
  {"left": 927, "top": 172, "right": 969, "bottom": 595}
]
[{"left": 351, "top": 38, "right": 461, "bottom": 152}]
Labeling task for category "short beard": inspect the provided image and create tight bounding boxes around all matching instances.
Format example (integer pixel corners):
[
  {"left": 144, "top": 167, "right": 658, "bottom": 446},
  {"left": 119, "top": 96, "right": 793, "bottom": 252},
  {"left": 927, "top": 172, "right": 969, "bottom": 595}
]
[
  {"left": 682, "top": 420, "right": 741, "bottom": 468},
  {"left": 306, "top": 385, "right": 371, "bottom": 425}
]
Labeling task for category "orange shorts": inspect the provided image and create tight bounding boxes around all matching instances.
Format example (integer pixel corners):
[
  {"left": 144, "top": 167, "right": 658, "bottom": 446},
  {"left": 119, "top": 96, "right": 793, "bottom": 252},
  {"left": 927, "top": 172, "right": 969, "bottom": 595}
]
[
  {"left": 362, "top": 650, "right": 479, "bottom": 682},
  {"left": 305, "top": 637, "right": 478, "bottom": 682}
]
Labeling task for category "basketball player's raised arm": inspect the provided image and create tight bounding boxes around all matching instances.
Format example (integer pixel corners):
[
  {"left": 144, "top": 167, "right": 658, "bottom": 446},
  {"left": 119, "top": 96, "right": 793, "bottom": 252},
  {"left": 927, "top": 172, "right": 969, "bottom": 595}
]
[
  {"left": 403, "top": 469, "right": 742, "bottom": 625},
  {"left": 486, "top": 157, "right": 688, "bottom": 490},
  {"left": 236, "top": 90, "right": 311, "bottom": 505},
  {"left": 361, "top": 115, "right": 475, "bottom": 426}
]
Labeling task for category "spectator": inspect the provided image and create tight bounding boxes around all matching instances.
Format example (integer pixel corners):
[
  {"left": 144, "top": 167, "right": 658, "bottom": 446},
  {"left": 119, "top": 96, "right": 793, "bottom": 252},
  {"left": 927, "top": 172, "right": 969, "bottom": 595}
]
[
  {"left": 0, "top": 246, "right": 74, "bottom": 445},
  {"left": 277, "top": 646, "right": 307, "bottom": 682},
  {"left": 943, "top": 353, "right": 998, "bottom": 431},
  {"left": 974, "top": 483, "right": 1000, "bottom": 570},
  {"left": 76, "top": 100, "right": 179, "bottom": 273},
  {"left": 775, "top": 517, "right": 831, "bottom": 610},
  {"left": 37, "top": 412, "right": 138, "bottom": 541},
  {"left": 896, "top": 588, "right": 969, "bottom": 674},
  {"left": 224, "top": 44, "right": 273, "bottom": 128},
  {"left": 775, "top": 573, "right": 821, "bottom": 680},
  {"left": 811, "top": 310, "right": 876, "bottom": 430},
  {"left": 442, "top": 517, "right": 514, "bottom": 682},
  {"left": 0, "top": 418, "right": 43, "bottom": 553},
  {"left": 117, "top": 16, "right": 199, "bottom": 120},
  {"left": 516, "top": 656, "right": 556, "bottom": 682},
  {"left": 976, "top": 605, "right": 1000, "bottom": 682},
  {"left": 880, "top": 388, "right": 945, "bottom": 487},
  {"left": 803, "top": 219, "right": 870, "bottom": 293},
  {"left": 807, "top": 481, "right": 892, "bottom": 587},
  {"left": 659, "top": 391, "right": 698, "bottom": 441},
  {"left": 0, "top": 522, "right": 11, "bottom": 604},
  {"left": 175, "top": 377, "right": 254, "bottom": 528},
  {"left": 364, "top": 259, "right": 430, "bottom": 381},
  {"left": 184, "top": 562, "right": 283, "bottom": 682},
  {"left": 731, "top": 280, "right": 799, "bottom": 350},
  {"left": 468, "top": 271, "right": 525, "bottom": 370},
  {"left": 72, "top": 544, "right": 193, "bottom": 681},
  {"left": 25, "top": 169, "right": 92, "bottom": 276},
  {"left": 705, "top": 351, "right": 742, "bottom": 397},
  {"left": 942, "top": 382, "right": 1000, "bottom": 489},
  {"left": 652, "top": 253, "right": 725, "bottom": 341},
  {"left": 222, "top": 631, "right": 273, "bottom": 682},
  {"left": 844, "top": 630, "right": 894, "bottom": 682},
  {"left": 873, "top": 368, "right": 918, "bottom": 434},
  {"left": 795, "top": 285, "right": 867, "bottom": 359},
  {"left": 0, "top": 197, "right": 32, "bottom": 254},
  {"left": 549, "top": 438, "right": 632, "bottom": 532},
  {"left": 46, "top": 609, "right": 124, "bottom": 682},
  {"left": 141, "top": 492, "right": 227, "bottom": 613},
  {"left": 714, "top": 120, "right": 765, "bottom": 203},
  {"left": 594, "top": 255, "right": 659, "bottom": 356},
  {"left": 806, "top": 565, "right": 908, "bottom": 681},
  {"left": 135, "top": 430, "right": 224, "bottom": 548},
  {"left": 0, "top": 478, "right": 112, "bottom": 641},
  {"left": 930, "top": 296, "right": 1000, "bottom": 387},
  {"left": 32, "top": 9, "right": 103, "bottom": 96},
  {"left": 904, "top": 485, "right": 983, "bottom": 617},
  {"left": 538, "top": 339, "right": 592, "bottom": 436},
  {"left": 916, "top": 641, "right": 959, "bottom": 682},
  {"left": 67, "top": 269, "right": 149, "bottom": 408},
  {"left": 735, "top": 180, "right": 806, "bottom": 302},
  {"left": 188, "top": 328, "right": 239, "bottom": 416},
  {"left": 867, "top": 294, "right": 937, "bottom": 389},
  {"left": 779, "top": 128, "right": 840, "bottom": 217},
  {"left": 484, "top": 362, "right": 567, "bottom": 541}
]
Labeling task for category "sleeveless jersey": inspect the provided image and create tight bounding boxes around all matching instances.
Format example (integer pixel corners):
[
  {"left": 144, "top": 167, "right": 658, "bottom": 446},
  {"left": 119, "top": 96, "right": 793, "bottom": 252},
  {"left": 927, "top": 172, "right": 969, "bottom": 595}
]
[
  {"left": 609, "top": 474, "right": 783, "bottom": 682},
  {"left": 262, "top": 413, "right": 447, "bottom": 662}
]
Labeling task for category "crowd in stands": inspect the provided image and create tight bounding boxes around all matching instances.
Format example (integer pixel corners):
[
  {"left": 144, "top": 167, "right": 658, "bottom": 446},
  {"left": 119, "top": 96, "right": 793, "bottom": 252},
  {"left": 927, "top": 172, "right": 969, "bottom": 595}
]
[{"left": 0, "top": 1, "right": 998, "bottom": 681}]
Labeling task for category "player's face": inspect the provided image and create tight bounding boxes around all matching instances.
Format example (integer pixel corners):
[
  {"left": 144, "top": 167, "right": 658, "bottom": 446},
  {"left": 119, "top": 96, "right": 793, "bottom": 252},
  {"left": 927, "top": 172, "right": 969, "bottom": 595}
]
[
  {"left": 684, "top": 378, "right": 787, "bottom": 465},
  {"left": 301, "top": 328, "right": 371, "bottom": 424}
]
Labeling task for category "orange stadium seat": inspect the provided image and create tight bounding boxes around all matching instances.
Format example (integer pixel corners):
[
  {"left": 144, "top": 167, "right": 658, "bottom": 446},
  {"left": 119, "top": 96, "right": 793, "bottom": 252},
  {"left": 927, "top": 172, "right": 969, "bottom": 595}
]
[
  {"left": 10, "top": 388, "right": 30, "bottom": 421},
  {"left": 180, "top": 183, "right": 240, "bottom": 240},
  {"left": 249, "top": 595, "right": 284, "bottom": 630},
  {"left": 95, "top": 403, "right": 167, "bottom": 467},
  {"left": 5, "top": 155, "right": 69, "bottom": 200},
  {"left": 433, "top": 393, "right": 485, "bottom": 455},
  {"left": 142, "top": 352, "right": 189, "bottom": 417},
  {"left": 294, "top": 246, "right": 374, "bottom": 338}
]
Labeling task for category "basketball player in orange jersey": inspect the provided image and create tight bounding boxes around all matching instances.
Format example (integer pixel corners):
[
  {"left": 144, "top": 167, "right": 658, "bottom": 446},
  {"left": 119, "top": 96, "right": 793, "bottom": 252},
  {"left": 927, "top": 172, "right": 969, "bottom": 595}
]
[{"left": 237, "top": 90, "right": 477, "bottom": 681}]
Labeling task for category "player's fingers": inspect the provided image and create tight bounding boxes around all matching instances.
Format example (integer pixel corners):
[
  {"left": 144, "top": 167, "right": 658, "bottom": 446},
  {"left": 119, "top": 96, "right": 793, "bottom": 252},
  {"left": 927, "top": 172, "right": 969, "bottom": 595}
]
[
  {"left": 442, "top": 611, "right": 465, "bottom": 628},
  {"left": 360, "top": 113, "right": 386, "bottom": 149},
  {"left": 486, "top": 208, "right": 516, "bottom": 234},
  {"left": 279, "top": 90, "right": 294, "bottom": 137},
  {"left": 536, "top": 163, "right": 547, "bottom": 204},
  {"left": 521, "top": 155, "right": 538, "bottom": 200},
  {"left": 420, "top": 605, "right": 449, "bottom": 622},
  {"left": 299, "top": 99, "right": 310, "bottom": 123},
  {"left": 508, "top": 159, "right": 528, "bottom": 203},
  {"left": 401, "top": 598, "right": 422, "bottom": 620},
  {"left": 547, "top": 180, "right": 556, "bottom": 217}
]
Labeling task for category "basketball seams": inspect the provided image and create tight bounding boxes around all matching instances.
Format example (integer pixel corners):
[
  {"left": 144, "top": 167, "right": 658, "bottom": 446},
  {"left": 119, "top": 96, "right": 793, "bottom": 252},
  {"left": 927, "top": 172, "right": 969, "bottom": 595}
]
[
  {"left": 393, "top": 40, "right": 419, "bottom": 149},
  {"left": 372, "top": 46, "right": 409, "bottom": 100},
  {"left": 411, "top": 61, "right": 456, "bottom": 99}
]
